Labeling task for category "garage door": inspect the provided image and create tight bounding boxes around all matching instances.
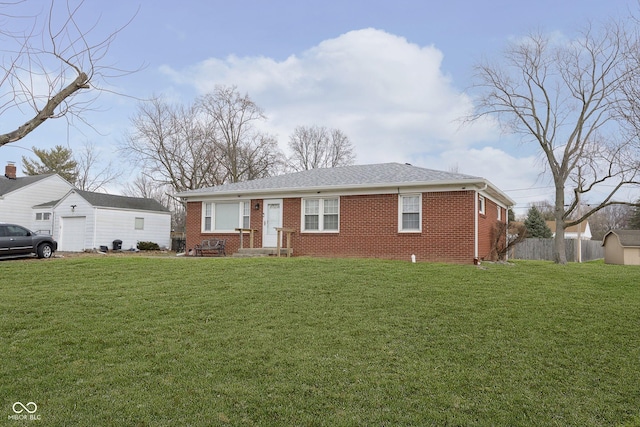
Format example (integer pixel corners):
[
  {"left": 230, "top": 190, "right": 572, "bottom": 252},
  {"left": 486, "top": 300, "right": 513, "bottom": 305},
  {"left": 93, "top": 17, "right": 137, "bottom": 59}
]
[{"left": 59, "top": 216, "right": 86, "bottom": 252}]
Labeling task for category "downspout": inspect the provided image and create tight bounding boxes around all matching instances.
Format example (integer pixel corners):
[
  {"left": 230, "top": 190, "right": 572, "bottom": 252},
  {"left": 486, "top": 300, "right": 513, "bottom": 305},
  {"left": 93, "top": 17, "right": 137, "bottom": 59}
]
[
  {"left": 505, "top": 206, "right": 512, "bottom": 261},
  {"left": 51, "top": 211, "right": 56, "bottom": 240},
  {"left": 474, "top": 183, "right": 488, "bottom": 264}
]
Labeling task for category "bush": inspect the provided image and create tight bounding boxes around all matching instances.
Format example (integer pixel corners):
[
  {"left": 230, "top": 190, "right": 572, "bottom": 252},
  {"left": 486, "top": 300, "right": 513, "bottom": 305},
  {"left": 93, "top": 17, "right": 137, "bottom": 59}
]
[{"left": 137, "top": 241, "right": 160, "bottom": 251}]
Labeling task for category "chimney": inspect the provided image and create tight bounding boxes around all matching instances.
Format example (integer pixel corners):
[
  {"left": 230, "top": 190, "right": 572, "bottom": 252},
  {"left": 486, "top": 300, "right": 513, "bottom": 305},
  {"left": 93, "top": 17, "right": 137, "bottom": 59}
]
[{"left": 5, "top": 162, "right": 17, "bottom": 179}]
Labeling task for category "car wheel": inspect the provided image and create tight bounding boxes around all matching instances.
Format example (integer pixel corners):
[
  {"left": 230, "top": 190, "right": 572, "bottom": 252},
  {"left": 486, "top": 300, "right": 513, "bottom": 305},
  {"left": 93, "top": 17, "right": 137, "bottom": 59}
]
[{"left": 37, "top": 243, "right": 53, "bottom": 259}]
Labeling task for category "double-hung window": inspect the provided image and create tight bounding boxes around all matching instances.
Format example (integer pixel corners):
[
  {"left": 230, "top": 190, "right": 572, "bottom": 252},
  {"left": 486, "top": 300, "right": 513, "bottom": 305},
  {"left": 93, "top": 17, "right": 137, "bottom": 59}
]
[
  {"left": 302, "top": 198, "right": 339, "bottom": 232},
  {"left": 479, "top": 195, "right": 486, "bottom": 215},
  {"left": 399, "top": 194, "right": 421, "bottom": 232},
  {"left": 242, "top": 202, "right": 251, "bottom": 229},
  {"left": 202, "top": 201, "right": 250, "bottom": 232}
]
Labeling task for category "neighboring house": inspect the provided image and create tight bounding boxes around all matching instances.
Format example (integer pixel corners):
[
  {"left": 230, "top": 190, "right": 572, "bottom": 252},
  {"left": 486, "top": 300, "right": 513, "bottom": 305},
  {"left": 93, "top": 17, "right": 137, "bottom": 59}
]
[
  {"left": 52, "top": 189, "right": 171, "bottom": 251},
  {"left": 0, "top": 163, "right": 73, "bottom": 232},
  {"left": 546, "top": 221, "right": 592, "bottom": 240},
  {"left": 602, "top": 230, "right": 640, "bottom": 265},
  {"left": 177, "top": 163, "right": 515, "bottom": 264},
  {"left": 0, "top": 162, "right": 171, "bottom": 251}
]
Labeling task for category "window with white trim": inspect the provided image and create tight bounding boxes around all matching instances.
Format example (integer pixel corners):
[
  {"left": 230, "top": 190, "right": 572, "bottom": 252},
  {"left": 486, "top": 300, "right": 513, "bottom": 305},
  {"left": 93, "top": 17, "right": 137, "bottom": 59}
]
[
  {"left": 135, "top": 217, "right": 144, "bottom": 230},
  {"left": 497, "top": 205, "right": 502, "bottom": 221},
  {"left": 479, "top": 195, "right": 486, "bottom": 215},
  {"left": 35, "top": 212, "right": 51, "bottom": 221},
  {"left": 399, "top": 194, "right": 421, "bottom": 232},
  {"left": 242, "top": 201, "right": 250, "bottom": 229},
  {"left": 202, "top": 201, "right": 250, "bottom": 232},
  {"left": 302, "top": 198, "right": 339, "bottom": 232}
]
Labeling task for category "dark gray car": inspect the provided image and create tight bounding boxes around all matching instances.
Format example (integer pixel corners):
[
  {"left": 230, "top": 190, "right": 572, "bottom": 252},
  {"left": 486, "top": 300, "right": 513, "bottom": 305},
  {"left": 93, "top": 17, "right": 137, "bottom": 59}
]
[{"left": 0, "top": 223, "right": 57, "bottom": 259}]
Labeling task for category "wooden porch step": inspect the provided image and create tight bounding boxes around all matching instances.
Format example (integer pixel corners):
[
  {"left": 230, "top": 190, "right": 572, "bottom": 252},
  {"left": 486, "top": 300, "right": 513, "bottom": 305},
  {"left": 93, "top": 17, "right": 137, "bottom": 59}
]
[{"left": 232, "top": 248, "right": 293, "bottom": 257}]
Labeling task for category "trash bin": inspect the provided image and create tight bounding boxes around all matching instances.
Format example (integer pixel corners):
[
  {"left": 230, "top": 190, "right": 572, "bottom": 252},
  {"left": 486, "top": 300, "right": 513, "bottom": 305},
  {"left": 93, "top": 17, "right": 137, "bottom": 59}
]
[{"left": 113, "top": 239, "right": 122, "bottom": 251}]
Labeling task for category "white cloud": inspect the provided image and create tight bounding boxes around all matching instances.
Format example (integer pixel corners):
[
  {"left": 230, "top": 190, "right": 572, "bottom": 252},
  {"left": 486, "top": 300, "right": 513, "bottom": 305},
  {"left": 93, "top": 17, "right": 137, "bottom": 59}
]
[
  {"left": 160, "top": 28, "right": 542, "bottom": 202},
  {"left": 162, "top": 29, "right": 495, "bottom": 148}
]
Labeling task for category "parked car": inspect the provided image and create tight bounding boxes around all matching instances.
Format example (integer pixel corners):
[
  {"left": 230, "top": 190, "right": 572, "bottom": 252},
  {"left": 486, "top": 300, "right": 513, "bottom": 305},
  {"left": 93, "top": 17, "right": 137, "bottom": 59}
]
[{"left": 0, "top": 223, "right": 57, "bottom": 259}]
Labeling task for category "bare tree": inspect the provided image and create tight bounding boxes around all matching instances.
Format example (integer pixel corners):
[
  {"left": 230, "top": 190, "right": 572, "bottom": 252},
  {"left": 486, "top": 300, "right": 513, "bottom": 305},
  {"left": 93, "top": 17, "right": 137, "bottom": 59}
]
[
  {"left": 491, "top": 221, "right": 527, "bottom": 261},
  {"left": 0, "top": 1, "right": 135, "bottom": 146},
  {"left": 123, "top": 87, "right": 283, "bottom": 200},
  {"left": 287, "top": 125, "right": 356, "bottom": 171},
  {"left": 587, "top": 204, "right": 632, "bottom": 239},
  {"left": 123, "top": 96, "right": 225, "bottom": 192},
  {"left": 74, "top": 142, "right": 121, "bottom": 191},
  {"left": 469, "top": 23, "right": 640, "bottom": 263},
  {"left": 198, "top": 85, "right": 283, "bottom": 182}
]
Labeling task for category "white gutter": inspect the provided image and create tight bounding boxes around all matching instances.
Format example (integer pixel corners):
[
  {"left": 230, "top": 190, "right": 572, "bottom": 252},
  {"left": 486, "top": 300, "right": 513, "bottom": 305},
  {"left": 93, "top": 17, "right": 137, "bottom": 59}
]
[{"left": 176, "top": 178, "right": 491, "bottom": 198}]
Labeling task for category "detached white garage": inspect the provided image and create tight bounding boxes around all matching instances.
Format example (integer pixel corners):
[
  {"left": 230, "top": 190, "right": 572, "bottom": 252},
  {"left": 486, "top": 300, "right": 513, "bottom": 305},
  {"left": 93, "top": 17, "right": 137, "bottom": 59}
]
[{"left": 52, "top": 189, "right": 171, "bottom": 252}]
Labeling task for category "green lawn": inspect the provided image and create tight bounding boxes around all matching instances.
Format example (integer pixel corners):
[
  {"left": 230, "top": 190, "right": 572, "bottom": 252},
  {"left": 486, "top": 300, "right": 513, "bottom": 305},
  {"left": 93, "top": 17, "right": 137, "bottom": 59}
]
[{"left": 1, "top": 256, "right": 639, "bottom": 426}]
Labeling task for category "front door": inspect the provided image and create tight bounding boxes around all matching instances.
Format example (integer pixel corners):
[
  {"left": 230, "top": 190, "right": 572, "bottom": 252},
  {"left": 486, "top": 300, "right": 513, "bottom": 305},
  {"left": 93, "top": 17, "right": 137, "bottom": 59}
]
[{"left": 262, "top": 199, "right": 282, "bottom": 247}]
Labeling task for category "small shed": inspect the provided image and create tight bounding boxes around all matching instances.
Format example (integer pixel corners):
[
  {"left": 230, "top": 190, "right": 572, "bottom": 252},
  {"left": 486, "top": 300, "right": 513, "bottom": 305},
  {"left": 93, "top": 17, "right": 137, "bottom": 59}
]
[{"left": 602, "top": 230, "right": 640, "bottom": 265}]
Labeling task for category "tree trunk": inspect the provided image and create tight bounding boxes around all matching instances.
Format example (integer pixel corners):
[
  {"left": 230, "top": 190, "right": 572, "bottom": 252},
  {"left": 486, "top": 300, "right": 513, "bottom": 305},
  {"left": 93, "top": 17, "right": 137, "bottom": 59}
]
[
  {"left": 553, "top": 219, "right": 567, "bottom": 264},
  {"left": 554, "top": 186, "right": 567, "bottom": 264}
]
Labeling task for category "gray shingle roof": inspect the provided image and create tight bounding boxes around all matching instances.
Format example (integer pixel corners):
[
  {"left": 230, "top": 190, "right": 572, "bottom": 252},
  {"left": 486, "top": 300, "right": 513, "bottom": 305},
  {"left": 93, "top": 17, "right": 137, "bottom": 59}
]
[
  {"left": 74, "top": 190, "right": 169, "bottom": 212},
  {"left": 604, "top": 229, "right": 640, "bottom": 247},
  {"left": 0, "top": 174, "right": 55, "bottom": 196},
  {"left": 177, "top": 163, "right": 484, "bottom": 197},
  {"left": 33, "top": 199, "right": 60, "bottom": 209}
]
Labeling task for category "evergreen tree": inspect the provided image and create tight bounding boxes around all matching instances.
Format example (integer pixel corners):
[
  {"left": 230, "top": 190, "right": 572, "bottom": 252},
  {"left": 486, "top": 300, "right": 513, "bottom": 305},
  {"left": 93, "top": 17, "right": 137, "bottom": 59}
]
[
  {"left": 629, "top": 200, "right": 640, "bottom": 230},
  {"left": 524, "top": 206, "right": 553, "bottom": 238},
  {"left": 22, "top": 145, "right": 78, "bottom": 183}
]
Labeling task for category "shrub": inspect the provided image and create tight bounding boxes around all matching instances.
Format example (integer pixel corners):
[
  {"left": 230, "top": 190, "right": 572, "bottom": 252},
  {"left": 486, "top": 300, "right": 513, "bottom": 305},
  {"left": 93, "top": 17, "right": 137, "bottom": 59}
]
[{"left": 137, "top": 241, "right": 160, "bottom": 251}]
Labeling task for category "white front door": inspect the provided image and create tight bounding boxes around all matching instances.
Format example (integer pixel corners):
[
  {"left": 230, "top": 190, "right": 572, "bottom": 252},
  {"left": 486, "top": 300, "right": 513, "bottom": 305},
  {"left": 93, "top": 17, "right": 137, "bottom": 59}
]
[{"left": 262, "top": 199, "right": 282, "bottom": 247}]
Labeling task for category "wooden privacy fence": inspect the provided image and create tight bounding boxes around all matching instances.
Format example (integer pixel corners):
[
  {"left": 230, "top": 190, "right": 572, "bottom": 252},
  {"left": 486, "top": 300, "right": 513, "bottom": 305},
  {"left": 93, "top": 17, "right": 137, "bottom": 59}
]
[{"left": 510, "top": 238, "right": 604, "bottom": 262}]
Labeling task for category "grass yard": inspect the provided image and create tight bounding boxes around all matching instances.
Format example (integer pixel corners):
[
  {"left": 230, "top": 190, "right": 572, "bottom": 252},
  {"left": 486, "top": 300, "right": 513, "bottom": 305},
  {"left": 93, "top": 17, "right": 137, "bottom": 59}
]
[{"left": 1, "top": 256, "right": 639, "bottom": 426}]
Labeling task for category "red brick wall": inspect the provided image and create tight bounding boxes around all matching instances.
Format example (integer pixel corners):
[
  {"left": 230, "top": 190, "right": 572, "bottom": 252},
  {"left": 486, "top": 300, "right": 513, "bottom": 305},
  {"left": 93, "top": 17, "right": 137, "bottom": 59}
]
[
  {"left": 477, "top": 197, "right": 505, "bottom": 261},
  {"left": 185, "top": 199, "right": 262, "bottom": 255},
  {"left": 185, "top": 201, "right": 201, "bottom": 253},
  {"left": 186, "top": 191, "right": 507, "bottom": 264}
]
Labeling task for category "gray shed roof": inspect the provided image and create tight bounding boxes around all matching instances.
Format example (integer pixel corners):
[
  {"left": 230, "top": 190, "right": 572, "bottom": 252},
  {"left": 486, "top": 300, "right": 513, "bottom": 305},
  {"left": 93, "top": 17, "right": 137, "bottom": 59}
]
[
  {"left": 177, "top": 163, "right": 514, "bottom": 205},
  {"left": 603, "top": 229, "right": 640, "bottom": 247},
  {"left": 73, "top": 190, "right": 170, "bottom": 212},
  {"left": 0, "top": 174, "right": 55, "bottom": 196}
]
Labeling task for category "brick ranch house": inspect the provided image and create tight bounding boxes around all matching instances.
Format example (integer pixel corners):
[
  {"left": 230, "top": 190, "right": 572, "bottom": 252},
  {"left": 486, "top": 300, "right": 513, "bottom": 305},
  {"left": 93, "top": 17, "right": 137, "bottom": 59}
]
[{"left": 177, "top": 163, "right": 515, "bottom": 264}]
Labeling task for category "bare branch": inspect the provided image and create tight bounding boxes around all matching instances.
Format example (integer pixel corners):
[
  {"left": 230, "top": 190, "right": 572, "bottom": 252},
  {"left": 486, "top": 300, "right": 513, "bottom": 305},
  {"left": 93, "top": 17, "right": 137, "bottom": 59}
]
[{"left": 0, "top": 0, "right": 138, "bottom": 147}]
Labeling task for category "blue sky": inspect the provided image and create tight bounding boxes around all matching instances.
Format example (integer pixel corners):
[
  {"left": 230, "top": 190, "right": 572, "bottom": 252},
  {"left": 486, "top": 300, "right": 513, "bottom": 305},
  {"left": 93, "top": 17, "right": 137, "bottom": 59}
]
[{"left": 1, "top": 0, "right": 637, "bottom": 214}]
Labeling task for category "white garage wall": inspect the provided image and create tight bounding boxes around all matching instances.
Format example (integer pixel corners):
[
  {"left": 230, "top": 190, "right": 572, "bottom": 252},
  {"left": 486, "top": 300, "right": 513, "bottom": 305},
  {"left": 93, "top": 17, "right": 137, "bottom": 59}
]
[{"left": 94, "top": 208, "right": 171, "bottom": 250}]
